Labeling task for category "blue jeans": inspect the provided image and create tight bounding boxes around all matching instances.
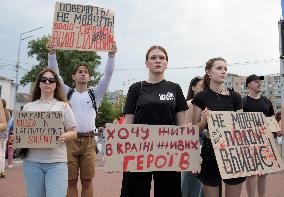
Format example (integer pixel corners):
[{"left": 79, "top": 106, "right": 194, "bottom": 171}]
[
  {"left": 181, "top": 171, "right": 204, "bottom": 197},
  {"left": 23, "top": 160, "right": 67, "bottom": 197}
]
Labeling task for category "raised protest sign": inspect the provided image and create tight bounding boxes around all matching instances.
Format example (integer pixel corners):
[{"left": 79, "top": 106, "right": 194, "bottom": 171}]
[
  {"left": 13, "top": 111, "right": 64, "bottom": 148},
  {"left": 105, "top": 124, "right": 200, "bottom": 172},
  {"left": 52, "top": 2, "right": 114, "bottom": 51},
  {"left": 208, "top": 111, "right": 284, "bottom": 179}
]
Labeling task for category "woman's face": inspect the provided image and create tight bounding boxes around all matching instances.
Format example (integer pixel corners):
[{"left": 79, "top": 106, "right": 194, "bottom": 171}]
[
  {"left": 192, "top": 80, "right": 203, "bottom": 94},
  {"left": 145, "top": 49, "right": 168, "bottom": 74},
  {"left": 39, "top": 71, "right": 57, "bottom": 93},
  {"left": 207, "top": 60, "right": 227, "bottom": 84}
]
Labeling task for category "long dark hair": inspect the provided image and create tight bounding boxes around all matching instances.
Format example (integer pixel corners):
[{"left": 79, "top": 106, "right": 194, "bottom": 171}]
[
  {"left": 203, "top": 57, "right": 226, "bottom": 90},
  {"left": 32, "top": 68, "right": 68, "bottom": 103},
  {"left": 186, "top": 77, "right": 202, "bottom": 101},
  {"left": 146, "top": 45, "right": 168, "bottom": 61}
]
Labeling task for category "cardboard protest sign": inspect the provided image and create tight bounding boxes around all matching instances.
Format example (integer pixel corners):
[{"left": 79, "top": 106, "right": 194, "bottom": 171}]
[
  {"left": 208, "top": 111, "right": 284, "bottom": 179},
  {"left": 52, "top": 2, "right": 114, "bottom": 51},
  {"left": 265, "top": 117, "right": 281, "bottom": 134},
  {"left": 13, "top": 111, "right": 64, "bottom": 148},
  {"left": 105, "top": 124, "right": 200, "bottom": 172}
]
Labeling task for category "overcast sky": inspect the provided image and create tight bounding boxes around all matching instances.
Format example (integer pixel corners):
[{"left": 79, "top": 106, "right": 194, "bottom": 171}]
[{"left": 0, "top": 0, "right": 282, "bottom": 95}]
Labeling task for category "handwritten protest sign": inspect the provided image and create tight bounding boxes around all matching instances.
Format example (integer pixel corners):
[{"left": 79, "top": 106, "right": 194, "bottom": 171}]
[
  {"left": 105, "top": 124, "right": 200, "bottom": 172},
  {"left": 13, "top": 111, "right": 64, "bottom": 148},
  {"left": 266, "top": 117, "right": 281, "bottom": 134},
  {"left": 52, "top": 2, "right": 114, "bottom": 51},
  {"left": 208, "top": 111, "right": 284, "bottom": 179}
]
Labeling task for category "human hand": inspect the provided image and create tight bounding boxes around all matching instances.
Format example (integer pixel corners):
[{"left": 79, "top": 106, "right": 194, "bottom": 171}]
[
  {"left": 58, "top": 134, "right": 67, "bottom": 144},
  {"left": 108, "top": 41, "right": 117, "bottom": 57},
  {"left": 201, "top": 107, "right": 211, "bottom": 123},
  {"left": 46, "top": 39, "right": 55, "bottom": 55}
]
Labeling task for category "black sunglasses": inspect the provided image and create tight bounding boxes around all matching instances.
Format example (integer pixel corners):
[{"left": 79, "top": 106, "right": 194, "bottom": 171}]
[{"left": 39, "top": 76, "right": 57, "bottom": 83}]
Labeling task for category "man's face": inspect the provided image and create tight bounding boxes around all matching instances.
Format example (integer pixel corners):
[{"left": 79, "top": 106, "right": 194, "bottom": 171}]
[
  {"left": 72, "top": 65, "right": 90, "bottom": 84},
  {"left": 248, "top": 80, "right": 261, "bottom": 93}
]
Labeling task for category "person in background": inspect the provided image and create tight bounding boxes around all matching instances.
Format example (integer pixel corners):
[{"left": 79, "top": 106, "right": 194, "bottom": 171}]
[
  {"left": 22, "top": 68, "right": 77, "bottom": 197},
  {"left": 121, "top": 45, "right": 188, "bottom": 197},
  {"left": 192, "top": 57, "right": 245, "bottom": 197},
  {"left": 0, "top": 99, "right": 8, "bottom": 178},
  {"left": 275, "top": 112, "right": 282, "bottom": 156},
  {"left": 7, "top": 115, "right": 14, "bottom": 168},
  {"left": 119, "top": 114, "right": 125, "bottom": 124},
  {"left": 182, "top": 76, "right": 204, "bottom": 197},
  {"left": 0, "top": 100, "right": 7, "bottom": 131},
  {"left": 113, "top": 118, "right": 119, "bottom": 124},
  {"left": 243, "top": 74, "right": 274, "bottom": 197}
]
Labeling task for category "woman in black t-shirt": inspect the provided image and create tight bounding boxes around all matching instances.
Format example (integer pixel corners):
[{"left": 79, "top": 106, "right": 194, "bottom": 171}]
[
  {"left": 121, "top": 46, "right": 188, "bottom": 197},
  {"left": 192, "top": 57, "right": 245, "bottom": 197}
]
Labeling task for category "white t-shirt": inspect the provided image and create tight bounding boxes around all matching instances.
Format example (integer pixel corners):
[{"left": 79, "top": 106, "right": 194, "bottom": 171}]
[
  {"left": 23, "top": 99, "right": 76, "bottom": 163},
  {"left": 48, "top": 53, "right": 115, "bottom": 133}
]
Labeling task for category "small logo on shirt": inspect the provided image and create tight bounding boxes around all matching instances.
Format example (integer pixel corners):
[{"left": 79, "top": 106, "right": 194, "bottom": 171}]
[{"left": 159, "top": 92, "right": 175, "bottom": 101}]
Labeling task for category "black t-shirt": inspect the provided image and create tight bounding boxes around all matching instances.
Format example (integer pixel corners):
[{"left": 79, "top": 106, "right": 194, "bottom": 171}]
[
  {"left": 242, "top": 95, "right": 274, "bottom": 117},
  {"left": 192, "top": 88, "right": 242, "bottom": 111},
  {"left": 123, "top": 79, "right": 188, "bottom": 125}
]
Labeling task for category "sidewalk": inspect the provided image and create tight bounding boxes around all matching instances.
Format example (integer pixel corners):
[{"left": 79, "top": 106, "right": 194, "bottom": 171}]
[{"left": 1, "top": 154, "right": 284, "bottom": 197}]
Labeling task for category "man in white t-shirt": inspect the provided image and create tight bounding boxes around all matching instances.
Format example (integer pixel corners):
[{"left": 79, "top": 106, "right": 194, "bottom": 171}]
[{"left": 47, "top": 40, "right": 117, "bottom": 197}]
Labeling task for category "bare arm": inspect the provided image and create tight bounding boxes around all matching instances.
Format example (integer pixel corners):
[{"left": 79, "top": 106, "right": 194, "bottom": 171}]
[
  {"left": 176, "top": 111, "right": 187, "bottom": 126},
  {"left": 192, "top": 105, "right": 207, "bottom": 133},
  {"left": 185, "top": 101, "right": 193, "bottom": 125},
  {"left": 58, "top": 127, "right": 77, "bottom": 143},
  {"left": 0, "top": 100, "right": 7, "bottom": 131}
]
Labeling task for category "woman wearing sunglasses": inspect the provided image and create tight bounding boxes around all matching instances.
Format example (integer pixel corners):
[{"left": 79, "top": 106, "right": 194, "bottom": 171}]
[{"left": 22, "top": 68, "right": 77, "bottom": 197}]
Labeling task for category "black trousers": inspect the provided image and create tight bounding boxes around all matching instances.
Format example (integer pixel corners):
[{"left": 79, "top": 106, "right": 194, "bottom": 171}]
[{"left": 120, "top": 171, "right": 182, "bottom": 197}]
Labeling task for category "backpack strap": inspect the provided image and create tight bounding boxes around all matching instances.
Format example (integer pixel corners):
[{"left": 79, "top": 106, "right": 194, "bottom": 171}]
[
  {"left": 67, "top": 88, "right": 75, "bottom": 101},
  {"left": 88, "top": 88, "right": 97, "bottom": 112},
  {"left": 67, "top": 88, "right": 97, "bottom": 112}
]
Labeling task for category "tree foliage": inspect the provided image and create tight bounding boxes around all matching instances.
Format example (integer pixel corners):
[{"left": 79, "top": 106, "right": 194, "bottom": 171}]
[
  {"left": 20, "top": 36, "right": 102, "bottom": 87},
  {"left": 96, "top": 96, "right": 122, "bottom": 127}
]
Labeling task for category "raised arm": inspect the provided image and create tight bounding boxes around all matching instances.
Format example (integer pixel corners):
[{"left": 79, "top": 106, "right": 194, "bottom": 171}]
[
  {"left": 93, "top": 42, "right": 117, "bottom": 106},
  {"left": 47, "top": 40, "right": 70, "bottom": 95}
]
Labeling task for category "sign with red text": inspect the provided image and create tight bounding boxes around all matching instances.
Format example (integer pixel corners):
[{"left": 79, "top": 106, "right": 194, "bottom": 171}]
[
  {"left": 52, "top": 2, "right": 114, "bottom": 51},
  {"left": 105, "top": 124, "right": 200, "bottom": 172},
  {"left": 13, "top": 111, "right": 64, "bottom": 148},
  {"left": 208, "top": 111, "right": 284, "bottom": 179},
  {"left": 265, "top": 117, "right": 281, "bottom": 134}
]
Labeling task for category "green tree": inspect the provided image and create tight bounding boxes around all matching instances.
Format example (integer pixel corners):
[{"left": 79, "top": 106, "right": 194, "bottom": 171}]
[
  {"left": 96, "top": 96, "right": 120, "bottom": 127},
  {"left": 20, "top": 36, "right": 102, "bottom": 87}
]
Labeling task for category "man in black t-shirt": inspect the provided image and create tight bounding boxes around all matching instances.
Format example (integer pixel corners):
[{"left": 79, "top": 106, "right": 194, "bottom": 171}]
[{"left": 243, "top": 74, "right": 274, "bottom": 197}]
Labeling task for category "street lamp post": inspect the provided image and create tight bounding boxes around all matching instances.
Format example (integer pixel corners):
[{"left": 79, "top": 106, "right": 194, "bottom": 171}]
[{"left": 14, "top": 26, "right": 43, "bottom": 110}]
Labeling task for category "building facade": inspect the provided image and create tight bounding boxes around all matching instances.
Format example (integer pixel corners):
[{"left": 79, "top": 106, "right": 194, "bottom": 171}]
[
  {"left": 0, "top": 75, "right": 30, "bottom": 110},
  {"left": 225, "top": 73, "right": 281, "bottom": 112}
]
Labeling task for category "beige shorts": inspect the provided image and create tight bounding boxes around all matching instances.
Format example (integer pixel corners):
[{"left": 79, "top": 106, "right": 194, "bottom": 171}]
[{"left": 67, "top": 136, "right": 96, "bottom": 180}]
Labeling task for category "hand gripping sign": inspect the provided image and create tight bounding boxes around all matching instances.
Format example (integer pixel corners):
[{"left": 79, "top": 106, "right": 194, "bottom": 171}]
[
  {"left": 105, "top": 124, "right": 201, "bottom": 172},
  {"left": 208, "top": 111, "right": 284, "bottom": 179}
]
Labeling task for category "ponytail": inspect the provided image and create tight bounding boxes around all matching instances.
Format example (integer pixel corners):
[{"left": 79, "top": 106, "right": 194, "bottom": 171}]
[{"left": 203, "top": 73, "right": 210, "bottom": 90}]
